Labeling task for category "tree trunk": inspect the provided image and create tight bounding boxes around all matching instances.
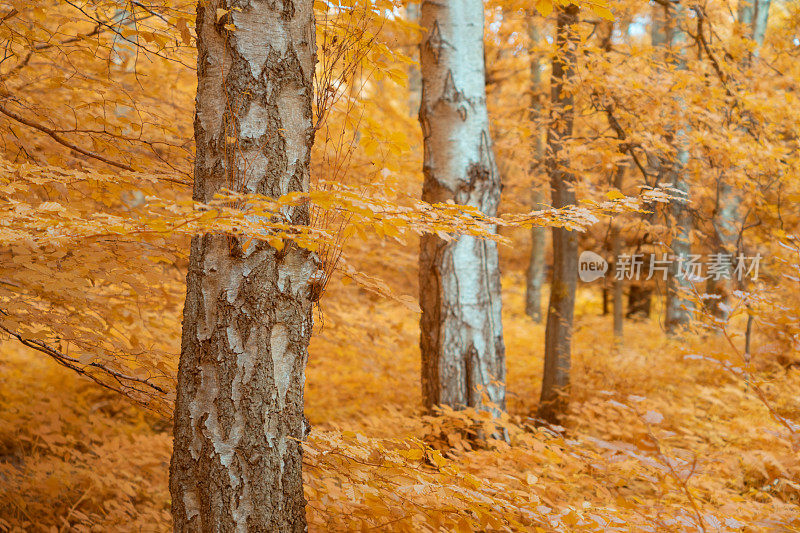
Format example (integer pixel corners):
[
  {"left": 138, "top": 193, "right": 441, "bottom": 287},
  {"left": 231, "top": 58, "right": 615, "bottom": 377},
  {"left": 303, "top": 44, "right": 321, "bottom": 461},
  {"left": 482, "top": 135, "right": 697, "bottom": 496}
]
[
  {"left": 170, "top": 1, "right": 317, "bottom": 531},
  {"left": 707, "top": 0, "right": 770, "bottom": 320},
  {"left": 707, "top": 179, "right": 739, "bottom": 320},
  {"left": 652, "top": 2, "right": 667, "bottom": 48},
  {"left": 663, "top": 0, "right": 693, "bottom": 334},
  {"left": 644, "top": 2, "right": 667, "bottom": 328},
  {"left": 418, "top": 0, "right": 506, "bottom": 413},
  {"left": 537, "top": 4, "right": 579, "bottom": 425},
  {"left": 739, "top": 0, "right": 771, "bottom": 58},
  {"left": 751, "top": 0, "right": 771, "bottom": 57},
  {"left": 610, "top": 166, "right": 624, "bottom": 338},
  {"left": 627, "top": 285, "right": 652, "bottom": 319},
  {"left": 525, "top": 18, "right": 547, "bottom": 323},
  {"left": 526, "top": 190, "right": 547, "bottom": 322},
  {"left": 407, "top": 2, "right": 422, "bottom": 117}
]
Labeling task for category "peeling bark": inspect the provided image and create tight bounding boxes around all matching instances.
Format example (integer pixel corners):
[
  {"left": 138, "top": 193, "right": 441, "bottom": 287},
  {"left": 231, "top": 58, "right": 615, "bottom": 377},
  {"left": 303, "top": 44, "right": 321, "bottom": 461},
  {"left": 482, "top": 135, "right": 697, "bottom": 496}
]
[
  {"left": 170, "top": 1, "right": 317, "bottom": 531},
  {"left": 418, "top": 0, "right": 505, "bottom": 412},
  {"left": 538, "top": 4, "right": 579, "bottom": 425}
]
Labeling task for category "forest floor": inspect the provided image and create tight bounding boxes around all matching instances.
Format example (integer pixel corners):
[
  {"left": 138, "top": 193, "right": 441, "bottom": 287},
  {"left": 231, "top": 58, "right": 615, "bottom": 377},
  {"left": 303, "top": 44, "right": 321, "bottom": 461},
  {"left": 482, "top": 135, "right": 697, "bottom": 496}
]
[{"left": 1, "top": 277, "right": 799, "bottom": 531}]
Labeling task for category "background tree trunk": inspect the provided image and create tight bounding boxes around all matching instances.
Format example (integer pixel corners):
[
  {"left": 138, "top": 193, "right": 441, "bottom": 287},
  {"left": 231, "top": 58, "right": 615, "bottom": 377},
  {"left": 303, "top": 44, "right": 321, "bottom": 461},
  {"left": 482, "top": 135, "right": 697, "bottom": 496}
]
[
  {"left": 170, "top": 1, "right": 317, "bottom": 530},
  {"left": 610, "top": 165, "right": 625, "bottom": 338},
  {"left": 663, "top": 0, "right": 694, "bottom": 334},
  {"left": 526, "top": 189, "right": 547, "bottom": 322},
  {"left": 537, "top": 4, "right": 579, "bottom": 425},
  {"left": 525, "top": 18, "right": 547, "bottom": 323},
  {"left": 707, "top": 0, "right": 770, "bottom": 320},
  {"left": 635, "top": 3, "right": 663, "bottom": 328},
  {"left": 751, "top": 0, "right": 771, "bottom": 56},
  {"left": 627, "top": 285, "right": 652, "bottom": 318},
  {"left": 418, "top": 0, "right": 506, "bottom": 412},
  {"left": 652, "top": 2, "right": 667, "bottom": 48},
  {"left": 407, "top": 2, "right": 422, "bottom": 117}
]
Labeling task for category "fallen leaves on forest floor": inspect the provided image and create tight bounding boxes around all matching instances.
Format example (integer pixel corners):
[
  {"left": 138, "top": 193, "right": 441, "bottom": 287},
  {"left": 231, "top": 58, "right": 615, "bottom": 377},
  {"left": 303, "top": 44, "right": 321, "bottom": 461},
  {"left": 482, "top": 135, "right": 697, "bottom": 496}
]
[{"left": 0, "top": 278, "right": 798, "bottom": 531}]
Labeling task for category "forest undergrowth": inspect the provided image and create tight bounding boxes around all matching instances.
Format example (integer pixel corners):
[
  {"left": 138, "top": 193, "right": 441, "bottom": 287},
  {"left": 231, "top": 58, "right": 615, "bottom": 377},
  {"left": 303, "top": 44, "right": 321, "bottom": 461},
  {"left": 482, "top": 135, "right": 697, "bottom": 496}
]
[{"left": 1, "top": 278, "right": 798, "bottom": 532}]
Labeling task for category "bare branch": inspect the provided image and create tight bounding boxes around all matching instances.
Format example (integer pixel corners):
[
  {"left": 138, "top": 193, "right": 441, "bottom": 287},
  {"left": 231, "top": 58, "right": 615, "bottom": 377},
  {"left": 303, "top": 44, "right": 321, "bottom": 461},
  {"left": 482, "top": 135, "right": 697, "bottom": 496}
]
[
  {"left": 0, "top": 319, "right": 167, "bottom": 400},
  {"left": 0, "top": 102, "right": 137, "bottom": 171}
]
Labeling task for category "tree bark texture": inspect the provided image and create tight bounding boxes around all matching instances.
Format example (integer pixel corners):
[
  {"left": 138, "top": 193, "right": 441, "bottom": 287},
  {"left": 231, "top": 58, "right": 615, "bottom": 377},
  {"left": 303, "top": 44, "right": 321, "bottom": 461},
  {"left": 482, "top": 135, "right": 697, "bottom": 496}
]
[
  {"left": 418, "top": 0, "right": 506, "bottom": 412},
  {"left": 525, "top": 19, "right": 547, "bottom": 323},
  {"left": 170, "top": 1, "right": 317, "bottom": 531},
  {"left": 537, "top": 4, "right": 579, "bottom": 425}
]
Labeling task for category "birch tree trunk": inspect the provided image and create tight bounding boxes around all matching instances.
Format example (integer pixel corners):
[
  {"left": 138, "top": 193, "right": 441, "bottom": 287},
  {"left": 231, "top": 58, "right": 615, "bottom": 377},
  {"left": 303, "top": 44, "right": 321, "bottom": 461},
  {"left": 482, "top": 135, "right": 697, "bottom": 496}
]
[
  {"left": 170, "top": 1, "right": 317, "bottom": 531},
  {"left": 525, "top": 18, "right": 547, "bottom": 323},
  {"left": 663, "top": 0, "right": 694, "bottom": 334},
  {"left": 537, "top": 4, "right": 579, "bottom": 425},
  {"left": 418, "top": 0, "right": 506, "bottom": 412}
]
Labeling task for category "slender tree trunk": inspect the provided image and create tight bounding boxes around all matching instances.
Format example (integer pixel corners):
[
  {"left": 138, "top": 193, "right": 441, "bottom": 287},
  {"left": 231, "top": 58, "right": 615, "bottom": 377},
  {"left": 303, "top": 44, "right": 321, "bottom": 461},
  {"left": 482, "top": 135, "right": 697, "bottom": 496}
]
[
  {"left": 407, "top": 3, "right": 422, "bottom": 117},
  {"left": 610, "top": 166, "right": 624, "bottom": 338},
  {"left": 739, "top": 0, "right": 771, "bottom": 56},
  {"left": 707, "top": 0, "right": 770, "bottom": 320},
  {"left": 418, "top": 0, "right": 505, "bottom": 412},
  {"left": 537, "top": 4, "right": 579, "bottom": 425},
  {"left": 652, "top": 2, "right": 667, "bottom": 48},
  {"left": 627, "top": 285, "right": 652, "bottom": 318},
  {"left": 751, "top": 0, "right": 771, "bottom": 56},
  {"left": 170, "top": 1, "right": 317, "bottom": 531},
  {"left": 526, "top": 190, "right": 547, "bottom": 322},
  {"left": 707, "top": 179, "right": 739, "bottom": 319},
  {"left": 525, "top": 18, "right": 547, "bottom": 323},
  {"left": 633, "top": 3, "right": 664, "bottom": 327},
  {"left": 663, "top": 0, "right": 693, "bottom": 334},
  {"left": 599, "top": 15, "right": 624, "bottom": 332}
]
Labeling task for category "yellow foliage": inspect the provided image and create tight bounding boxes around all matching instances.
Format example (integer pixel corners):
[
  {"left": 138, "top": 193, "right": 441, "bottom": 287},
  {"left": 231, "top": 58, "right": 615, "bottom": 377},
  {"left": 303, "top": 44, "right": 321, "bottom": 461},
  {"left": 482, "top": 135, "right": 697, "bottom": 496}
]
[
  {"left": 1, "top": 282, "right": 799, "bottom": 531},
  {"left": 0, "top": 0, "right": 799, "bottom": 530}
]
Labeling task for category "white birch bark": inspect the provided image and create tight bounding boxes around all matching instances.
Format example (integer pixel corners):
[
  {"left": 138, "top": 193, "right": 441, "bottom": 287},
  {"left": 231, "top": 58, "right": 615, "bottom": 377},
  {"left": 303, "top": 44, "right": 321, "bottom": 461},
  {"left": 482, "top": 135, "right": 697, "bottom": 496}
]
[{"left": 418, "top": 0, "right": 505, "bottom": 412}]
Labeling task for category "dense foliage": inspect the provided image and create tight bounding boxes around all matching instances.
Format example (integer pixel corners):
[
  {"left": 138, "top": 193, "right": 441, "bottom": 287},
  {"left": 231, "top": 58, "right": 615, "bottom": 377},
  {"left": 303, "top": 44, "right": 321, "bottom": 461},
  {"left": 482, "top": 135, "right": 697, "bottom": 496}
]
[{"left": 0, "top": 0, "right": 798, "bottom": 530}]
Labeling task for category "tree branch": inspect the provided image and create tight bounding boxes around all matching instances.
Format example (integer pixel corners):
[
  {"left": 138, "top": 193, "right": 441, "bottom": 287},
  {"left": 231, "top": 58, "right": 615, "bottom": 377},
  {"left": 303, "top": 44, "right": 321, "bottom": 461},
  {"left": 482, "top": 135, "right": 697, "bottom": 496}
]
[
  {"left": 0, "top": 102, "right": 136, "bottom": 171},
  {"left": 0, "top": 314, "right": 167, "bottom": 400}
]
